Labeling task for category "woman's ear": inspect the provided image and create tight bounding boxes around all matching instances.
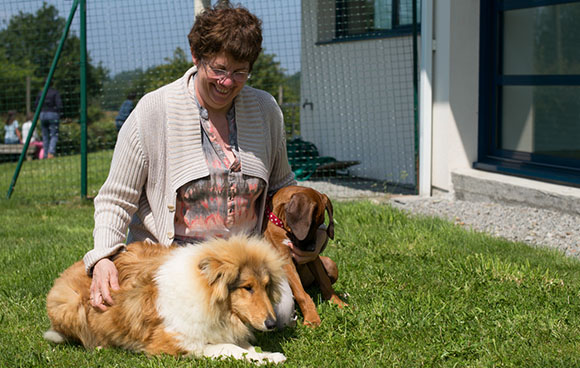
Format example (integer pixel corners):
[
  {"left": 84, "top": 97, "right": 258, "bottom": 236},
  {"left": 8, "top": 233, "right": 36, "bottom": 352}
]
[{"left": 192, "top": 54, "right": 199, "bottom": 66}]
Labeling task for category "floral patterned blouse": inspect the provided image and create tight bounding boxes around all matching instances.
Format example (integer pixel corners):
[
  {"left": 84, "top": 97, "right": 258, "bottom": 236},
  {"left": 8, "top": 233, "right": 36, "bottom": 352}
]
[{"left": 173, "top": 76, "right": 265, "bottom": 243}]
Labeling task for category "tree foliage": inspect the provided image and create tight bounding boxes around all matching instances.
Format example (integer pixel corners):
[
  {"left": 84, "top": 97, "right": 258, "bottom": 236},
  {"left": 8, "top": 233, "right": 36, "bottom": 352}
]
[
  {"left": 0, "top": 1, "right": 300, "bottom": 132},
  {"left": 0, "top": 3, "right": 107, "bottom": 118},
  {"left": 107, "top": 48, "right": 300, "bottom": 108},
  {"left": 136, "top": 48, "right": 194, "bottom": 96}
]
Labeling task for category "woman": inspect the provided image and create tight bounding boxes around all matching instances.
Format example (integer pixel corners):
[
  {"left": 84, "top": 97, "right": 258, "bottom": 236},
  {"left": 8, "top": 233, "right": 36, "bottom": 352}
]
[
  {"left": 34, "top": 85, "right": 62, "bottom": 159},
  {"left": 4, "top": 110, "right": 22, "bottom": 144},
  {"left": 84, "top": 3, "right": 325, "bottom": 326}
]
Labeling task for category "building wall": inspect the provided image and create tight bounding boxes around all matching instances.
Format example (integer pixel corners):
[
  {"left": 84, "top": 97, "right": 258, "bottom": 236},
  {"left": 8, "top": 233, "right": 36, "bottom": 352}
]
[
  {"left": 431, "top": 0, "right": 480, "bottom": 192},
  {"left": 301, "top": 0, "right": 417, "bottom": 186}
]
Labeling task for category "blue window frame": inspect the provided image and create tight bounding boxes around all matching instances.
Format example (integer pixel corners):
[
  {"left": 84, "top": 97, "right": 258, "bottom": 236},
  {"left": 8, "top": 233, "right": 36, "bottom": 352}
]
[
  {"left": 477, "top": 0, "right": 580, "bottom": 187},
  {"left": 334, "top": 0, "right": 421, "bottom": 41}
]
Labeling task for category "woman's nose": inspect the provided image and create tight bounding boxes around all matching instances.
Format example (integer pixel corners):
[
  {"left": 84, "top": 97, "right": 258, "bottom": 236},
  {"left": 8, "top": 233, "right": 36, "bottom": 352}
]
[{"left": 218, "top": 76, "right": 235, "bottom": 88}]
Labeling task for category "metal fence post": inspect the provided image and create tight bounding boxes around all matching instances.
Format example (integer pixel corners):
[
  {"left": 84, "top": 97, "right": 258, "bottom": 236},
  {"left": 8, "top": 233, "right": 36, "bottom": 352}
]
[
  {"left": 80, "top": 0, "right": 88, "bottom": 199},
  {"left": 412, "top": 0, "right": 419, "bottom": 195}
]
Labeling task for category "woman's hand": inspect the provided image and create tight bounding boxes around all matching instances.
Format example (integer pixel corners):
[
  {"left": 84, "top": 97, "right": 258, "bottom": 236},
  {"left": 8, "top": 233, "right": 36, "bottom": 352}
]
[
  {"left": 90, "top": 258, "right": 120, "bottom": 311},
  {"left": 287, "top": 226, "right": 329, "bottom": 264}
]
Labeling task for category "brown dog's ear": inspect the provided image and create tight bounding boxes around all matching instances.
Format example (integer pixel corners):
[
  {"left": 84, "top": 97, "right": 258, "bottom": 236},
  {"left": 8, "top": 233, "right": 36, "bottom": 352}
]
[
  {"left": 323, "top": 194, "right": 334, "bottom": 239},
  {"left": 285, "top": 193, "right": 315, "bottom": 241},
  {"left": 198, "top": 256, "right": 238, "bottom": 303}
]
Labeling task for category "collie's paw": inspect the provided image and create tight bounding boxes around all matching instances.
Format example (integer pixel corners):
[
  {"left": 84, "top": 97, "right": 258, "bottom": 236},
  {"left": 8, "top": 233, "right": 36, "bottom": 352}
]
[
  {"left": 203, "top": 343, "right": 286, "bottom": 364},
  {"left": 247, "top": 347, "right": 286, "bottom": 364},
  {"left": 43, "top": 329, "right": 66, "bottom": 344},
  {"left": 264, "top": 352, "right": 286, "bottom": 364},
  {"left": 249, "top": 352, "right": 286, "bottom": 365}
]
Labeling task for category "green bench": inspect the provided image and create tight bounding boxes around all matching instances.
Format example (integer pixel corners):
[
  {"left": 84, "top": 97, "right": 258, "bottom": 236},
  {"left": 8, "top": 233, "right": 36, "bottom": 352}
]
[{"left": 287, "top": 137, "right": 359, "bottom": 181}]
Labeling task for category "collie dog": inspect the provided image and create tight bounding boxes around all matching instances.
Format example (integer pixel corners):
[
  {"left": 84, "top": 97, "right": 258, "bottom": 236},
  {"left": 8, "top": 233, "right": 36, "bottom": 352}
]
[{"left": 44, "top": 235, "right": 288, "bottom": 364}]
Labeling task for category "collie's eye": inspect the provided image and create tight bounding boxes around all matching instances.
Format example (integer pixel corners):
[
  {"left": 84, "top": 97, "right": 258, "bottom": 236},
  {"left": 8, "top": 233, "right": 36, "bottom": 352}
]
[{"left": 243, "top": 285, "right": 253, "bottom": 293}]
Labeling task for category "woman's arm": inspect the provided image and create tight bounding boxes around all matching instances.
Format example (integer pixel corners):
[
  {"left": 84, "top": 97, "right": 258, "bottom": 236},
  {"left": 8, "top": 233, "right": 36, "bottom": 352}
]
[
  {"left": 84, "top": 111, "right": 148, "bottom": 311},
  {"left": 83, "top": 111, "right": 149, "bottom": 273}
]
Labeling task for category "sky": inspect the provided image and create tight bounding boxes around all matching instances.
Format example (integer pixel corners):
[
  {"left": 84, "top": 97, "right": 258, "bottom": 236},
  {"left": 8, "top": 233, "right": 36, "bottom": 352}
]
[{"left": 0, "top": 0, "right": 301, "bottom": 76}]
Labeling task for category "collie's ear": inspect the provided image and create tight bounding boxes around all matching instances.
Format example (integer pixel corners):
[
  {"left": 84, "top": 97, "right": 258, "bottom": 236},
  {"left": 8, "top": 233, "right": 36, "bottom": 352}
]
[{"left": 198, "top": 257, "right": 238, "bottom": 302}]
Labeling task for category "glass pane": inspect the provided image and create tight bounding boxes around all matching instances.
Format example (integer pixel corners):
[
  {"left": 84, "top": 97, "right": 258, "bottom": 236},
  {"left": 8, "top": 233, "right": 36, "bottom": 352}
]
[
  {"left": 501, "top": 86, "right": 580, "bottom": 160},
  {"left": 398, "top": 0, "right": 420, "bottom": 26},
  {"left": 503, "top": 3, "right": 580, "bottom": 75},
  {"left": 374, "top": 0, "right": 392, "bottom": 30},
  {"left": 337, "top": 0, "right": 374, "bottom": 36}
]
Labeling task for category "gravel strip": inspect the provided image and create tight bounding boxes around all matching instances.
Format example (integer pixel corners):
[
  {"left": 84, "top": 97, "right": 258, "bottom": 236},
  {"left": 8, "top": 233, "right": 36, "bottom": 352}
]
[
  {"left": 302, "top": 180, "right": 580, "bottom": 259},
  {"left": 388, "top": 194, "right": 580, "bottom": 259}
]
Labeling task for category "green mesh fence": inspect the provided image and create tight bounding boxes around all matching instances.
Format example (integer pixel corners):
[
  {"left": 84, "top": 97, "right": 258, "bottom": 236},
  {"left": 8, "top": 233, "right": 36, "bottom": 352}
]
[{"left": 1, "top": 0, "right": 419, "bottom": 202}]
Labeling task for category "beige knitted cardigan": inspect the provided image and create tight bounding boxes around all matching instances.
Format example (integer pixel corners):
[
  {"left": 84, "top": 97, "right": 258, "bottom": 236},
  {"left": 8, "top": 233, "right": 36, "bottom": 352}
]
[{"left": 83, "top": 66, "right": 295, "bottom": 272}]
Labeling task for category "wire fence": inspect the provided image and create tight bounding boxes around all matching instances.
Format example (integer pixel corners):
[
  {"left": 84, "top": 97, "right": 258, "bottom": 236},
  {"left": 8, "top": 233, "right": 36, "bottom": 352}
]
[{"left": 0, "top": 0, "right": 418, "bottom": 202}]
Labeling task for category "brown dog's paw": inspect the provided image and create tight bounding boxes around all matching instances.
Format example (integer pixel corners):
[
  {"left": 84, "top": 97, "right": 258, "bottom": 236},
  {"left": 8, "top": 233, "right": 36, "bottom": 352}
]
[
  {"left": 303, "top": 316, "right": 321, "bottom": 328},
  {"left": 302, "top": 309, "right": 321, "bottom": 327},
  {"left": 330, "top": 294, "right": 348, "bottom": 308}
]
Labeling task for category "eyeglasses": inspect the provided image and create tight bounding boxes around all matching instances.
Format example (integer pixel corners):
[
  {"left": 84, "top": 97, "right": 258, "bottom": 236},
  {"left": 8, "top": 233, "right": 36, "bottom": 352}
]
[{"left": 201, "top": 61, "right": 251, "bottom": 83}]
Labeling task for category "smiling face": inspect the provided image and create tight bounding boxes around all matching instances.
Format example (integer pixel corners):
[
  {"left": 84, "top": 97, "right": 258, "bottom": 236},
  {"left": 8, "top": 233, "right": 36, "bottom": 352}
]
[{"left": 193, "top": 52, "right": 250, "bottom": 115}]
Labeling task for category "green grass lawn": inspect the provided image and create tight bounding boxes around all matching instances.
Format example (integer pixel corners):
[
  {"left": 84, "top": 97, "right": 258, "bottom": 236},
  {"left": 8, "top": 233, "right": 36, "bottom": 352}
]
[
  {"left": 1, "top": 196, "right": 579, "bottom": 367},
  {"left": 1, "top": 150, "right": 113, "bottom": 202}
]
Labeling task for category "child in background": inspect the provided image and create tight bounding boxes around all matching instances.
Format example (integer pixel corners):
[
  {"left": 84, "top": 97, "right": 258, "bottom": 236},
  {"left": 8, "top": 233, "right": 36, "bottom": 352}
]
[
  {"left": 22, "top": 112, "right": 44, "bottom": 159},
  {"left": 22, "top": 112, "right": 39, "bottom": 142},
  {"left": 4, "top": 110, "right": 22, "bottom": 144}
]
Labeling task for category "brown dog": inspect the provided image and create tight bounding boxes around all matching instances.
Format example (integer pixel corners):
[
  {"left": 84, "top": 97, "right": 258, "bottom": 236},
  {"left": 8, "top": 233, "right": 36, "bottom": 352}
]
[{"left": 263, "top": 185, "right": 347, "bottom": 327}]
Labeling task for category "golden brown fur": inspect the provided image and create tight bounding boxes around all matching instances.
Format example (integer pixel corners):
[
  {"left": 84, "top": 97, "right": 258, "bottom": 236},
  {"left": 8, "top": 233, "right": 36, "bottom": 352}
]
[{"left": 44, "top": 235, "right": 288, "bottom": 363}]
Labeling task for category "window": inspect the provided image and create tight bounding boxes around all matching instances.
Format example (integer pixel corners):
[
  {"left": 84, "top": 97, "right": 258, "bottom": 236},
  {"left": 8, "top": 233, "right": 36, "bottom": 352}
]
[
  {"left": 333, "top": 0, "right": 421, "bottom": 41},
  {"left": 478, "top": 0, "right": 580, "bottom": 186}
]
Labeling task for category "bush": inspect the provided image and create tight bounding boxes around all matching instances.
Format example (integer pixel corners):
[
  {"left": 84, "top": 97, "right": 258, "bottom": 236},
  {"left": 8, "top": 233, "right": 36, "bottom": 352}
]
[{"left": 57, "top": 117, "right": 117, "bottom": 155}]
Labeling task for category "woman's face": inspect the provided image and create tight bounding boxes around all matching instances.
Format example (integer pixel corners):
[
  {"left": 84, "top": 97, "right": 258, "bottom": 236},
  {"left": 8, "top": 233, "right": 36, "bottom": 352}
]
[{"left": 193, "top": 52, "right": 250, "bottom": 114}]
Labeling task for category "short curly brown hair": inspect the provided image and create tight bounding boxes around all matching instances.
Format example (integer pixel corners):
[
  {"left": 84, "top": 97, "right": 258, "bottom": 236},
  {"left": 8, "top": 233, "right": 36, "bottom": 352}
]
[{"left": 188, "top": 2, "right": 263, "bottom": 70}]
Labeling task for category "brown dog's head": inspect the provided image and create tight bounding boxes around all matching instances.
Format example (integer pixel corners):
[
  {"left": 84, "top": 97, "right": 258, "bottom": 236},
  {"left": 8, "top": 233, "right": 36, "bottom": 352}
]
[{"left": 284, "top": 188, "right": 334, "bottom": 252}]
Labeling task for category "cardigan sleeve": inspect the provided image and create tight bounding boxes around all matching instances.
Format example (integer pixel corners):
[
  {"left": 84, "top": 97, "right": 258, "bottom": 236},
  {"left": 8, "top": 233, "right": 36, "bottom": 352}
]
[{"left": 83, "top": 102, "right": 149, "bottom": 274}]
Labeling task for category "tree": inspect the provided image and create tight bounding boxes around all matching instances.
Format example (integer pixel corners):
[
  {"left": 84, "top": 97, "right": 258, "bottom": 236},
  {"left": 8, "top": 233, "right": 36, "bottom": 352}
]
[
  {"left": 101, "top": 69, "right": 144, "bottom": 111},
  {"left": 0, "top": 3, "right": 107, "bottom": 118},
  {"left": 0, "top": 4, "right": 64, "bottom": 80},
  {"left": 113, "top": 47, "right": 301, "bottom": 135},
  {"left": 134, "top": 47, "right": 194, "bottom": 95},
  {"left": 0, "top": 46, "right": 36, "bottom": 113},
  {"left": 247, "top": 52, "right": 286, "bottom": 97}
]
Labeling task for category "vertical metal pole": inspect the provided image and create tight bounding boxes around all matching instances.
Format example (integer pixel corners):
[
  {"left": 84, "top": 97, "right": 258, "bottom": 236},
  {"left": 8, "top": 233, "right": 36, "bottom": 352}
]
[
  {"left": 419, "top": 0, "right": 433, "bottom": 197},
  {"left": 7, "top": 0, "right": 80, "bottom": 199},
  {"left": 412, "top": 0, "right": 419, "bottom": 194},
  {"left": 80, "top": 0, "right": 88, "bottom": 199}
]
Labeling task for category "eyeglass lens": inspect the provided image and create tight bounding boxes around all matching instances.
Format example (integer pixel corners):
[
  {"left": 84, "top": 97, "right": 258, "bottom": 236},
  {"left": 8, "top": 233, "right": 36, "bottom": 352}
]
[{"left": 205, "top": 63, "right": 249, "bottom": 83}]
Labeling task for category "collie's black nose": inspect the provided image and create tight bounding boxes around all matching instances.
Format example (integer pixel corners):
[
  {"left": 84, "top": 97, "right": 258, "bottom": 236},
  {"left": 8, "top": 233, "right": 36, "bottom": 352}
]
[{"left": 265, "top": 317, "right": 277, "bottom": 330}]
